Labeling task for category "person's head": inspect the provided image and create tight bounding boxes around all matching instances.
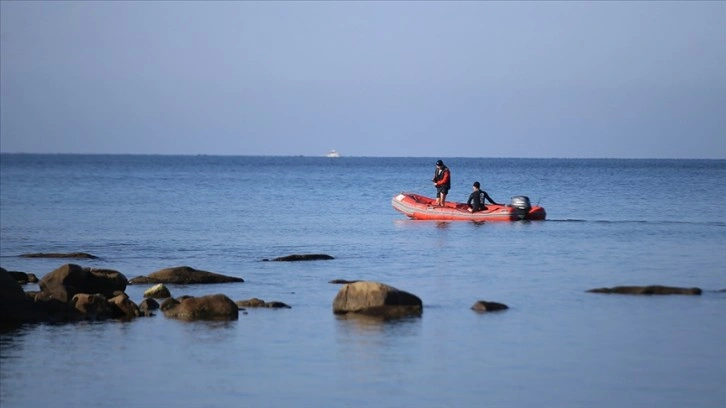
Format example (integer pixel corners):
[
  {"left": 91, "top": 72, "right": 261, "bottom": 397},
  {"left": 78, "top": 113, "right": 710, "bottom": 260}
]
[
  {"left": 473, "top": 181, "right": 481, "bottom": 189},
  {"left": 435, "top": 160, "right": 444, "bottom": 168}
]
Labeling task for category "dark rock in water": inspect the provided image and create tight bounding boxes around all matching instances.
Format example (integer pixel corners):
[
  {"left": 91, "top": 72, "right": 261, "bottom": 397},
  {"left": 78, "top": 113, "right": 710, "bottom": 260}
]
[
  {"left": 332, "top": 281, "right": 422, "bottom": 317},
  {"left": 7, "top": 271, "right": 31, "bottom": 284},
  {"left": 33, "top": 289, "right": 72, "bottom": 321},
  {"left": 272, "top": 254, "right": 335, "bottom": 262},
  {"left": 139, "top": 298, "right": 160, "bottom": 313},
  {"left": 471, "top": 300, "right": 509, "bottom": 312},
  {"left": 329, "top": 279, "right": 360, "bottom": 284},
  {"left": 1, "top": 266, "right": 144, "bottom": 324},
  {"left": 70, "top": 293, "right": 113, "bottom": 321},
  {"left": 163, "top": 294, "right": 239, "bottom": 320},
  {"left": 236, "top": 298, "right": 266, "bottom": 307},
  {"left": 235, "top": 298, "right": 291, "bottom": 309},
  {"left": 160, "top": 297, "right": 180, "bottom": 311},
  {"left": 39, "top": 264, "right": 128, "bottom": 297},
  {"left": 0, "top": 268, "right": 48, "bottom": 325},
  {"left": 130, "top": 266, "right": 244, "bottom": 284},
  {"left": 20, "top": 252, "right": 99, "bottom": 259},
  {"left": 265, "top": 301, "right": 291, "bottom": 309},
  {"left": 587, "top": 285, "right": 702, "bottom": 295},
  {"left": 107, "top": 293, "right": 140, "bottom": 319},
  {"left": 128, "top": 276, "right": 159, "bottom": 284},
  {"left": 35, "top": 285, "right": 74, "bottom": 304}
]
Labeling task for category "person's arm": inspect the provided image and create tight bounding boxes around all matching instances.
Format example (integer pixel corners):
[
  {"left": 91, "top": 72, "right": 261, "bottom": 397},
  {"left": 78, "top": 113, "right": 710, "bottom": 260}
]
[{"left": 484, "top": 192, "right": 500, "bottom": 205}]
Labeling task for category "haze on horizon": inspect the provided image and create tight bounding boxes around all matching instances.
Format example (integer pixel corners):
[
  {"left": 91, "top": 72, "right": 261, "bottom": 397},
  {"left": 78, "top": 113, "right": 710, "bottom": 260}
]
[{"left": 1, "top": 1, "right": 725, "bottom": 159}]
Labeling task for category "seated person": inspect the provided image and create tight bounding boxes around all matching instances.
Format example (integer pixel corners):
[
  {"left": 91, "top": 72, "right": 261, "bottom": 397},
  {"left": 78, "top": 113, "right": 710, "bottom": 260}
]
[{"left": 467, "top": 181, "right": 501, "bottom": 212}]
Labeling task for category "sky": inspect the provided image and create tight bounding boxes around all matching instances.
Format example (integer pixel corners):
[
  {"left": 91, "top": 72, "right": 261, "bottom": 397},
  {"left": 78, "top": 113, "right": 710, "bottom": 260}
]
[{"left": 1, "top": 1, "right": 725, "bottom": 159}]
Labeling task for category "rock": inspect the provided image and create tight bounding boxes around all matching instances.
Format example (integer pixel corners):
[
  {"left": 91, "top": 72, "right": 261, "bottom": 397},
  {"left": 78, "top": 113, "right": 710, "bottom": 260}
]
[
  {"left": 20, "top": 252, "right": 99, "bottom": 259},
  {"left": 0, "top": 268, "right": 46, "bottom": 325},
  {"left": 271, "top": 254, "right": 335, "bottom": 262},
  {"left": 163, "top": 294, "right": 239, "bottom": 320},
  {"left": 32, "top": 289, "right": 71, "bottom": 321},
  {"left": 7, "top": 271, "right": 30, "bottom": 284},
  {"left": 139, "top": 298, "right": 160, "bottom": 314},
  {"left": 39, "top": 264, "right": 128, "bottom": 297},
  {"left": 332, "top": 281, "right": 423, "bottom": 317},
  {"left": 587, "top": 285, "right": 702, "bottom": 295},
  {"left": 329, "top": 279, "right": 360, "bottom": 284},
  {"left": 2, "top": 270, "right": 39, "bottom": 285},
  {"left": 108, "top": 293, "right": 140, "bottom": 319},
  {"left": 130, "top": 266, "right": 243, "bottom": 284},
  {"left": 128, "top": 276, "right": 159, "bottom": 284},
  {"left": 160, "top": 297, "right": 180, "bottom": 311},
  {"left": 35, "top": 285, "right": 74, "bottom": 303},
  {"left": 143, "top": 283, "right": 171, "bottom": 299},
  {"left": 70, "top": 293, "right": 113, "bottom": 321},
  {"left": 235, "top": 298, "right": 291, "bottom": 308},
  {"left": 236, "top": 298, "right": 266, "bottom": 307},
  {"left": 471, "top": 300, "right": 509, "bottom": 312},
  {"left": 265, "top": 301, "right": 291, "bottom": 309}
]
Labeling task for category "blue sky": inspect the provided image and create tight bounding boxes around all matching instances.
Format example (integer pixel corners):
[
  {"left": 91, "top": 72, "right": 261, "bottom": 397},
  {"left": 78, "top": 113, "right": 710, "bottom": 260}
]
[{"left": 1, "top": 1, "right": 725, "bottom": 158}]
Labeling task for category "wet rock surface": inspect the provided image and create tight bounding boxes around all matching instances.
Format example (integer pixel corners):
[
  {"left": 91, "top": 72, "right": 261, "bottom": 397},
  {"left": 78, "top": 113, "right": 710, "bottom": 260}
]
[
  {"left": 129, "top": 266, "right": 244, "bottom": 284},
  {"left": 332, "top": 281, "right": 422, "bottom": 318},
  {"left": 587, "top": 285, "right": 702, "bottom": 295},
  {"left": 268, "top": 254, "right": 335, "bottom": 262},
  {"left": 471, "top": 300, "right": 509, "bottom": 312},
  {"left": 20, "top": 252, "right": 99, "bottom": 259}
]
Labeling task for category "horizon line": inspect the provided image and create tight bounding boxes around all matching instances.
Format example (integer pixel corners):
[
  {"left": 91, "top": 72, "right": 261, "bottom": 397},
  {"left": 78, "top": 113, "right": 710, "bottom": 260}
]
[{"left": 1, "top": 152, "right": 724, "bottom": 160}]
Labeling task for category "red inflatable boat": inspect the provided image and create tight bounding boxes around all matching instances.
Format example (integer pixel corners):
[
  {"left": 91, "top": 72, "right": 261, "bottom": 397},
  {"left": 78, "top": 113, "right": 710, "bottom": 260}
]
[{"left": 392, "top": 192, "right": 546, "bottom": 221}]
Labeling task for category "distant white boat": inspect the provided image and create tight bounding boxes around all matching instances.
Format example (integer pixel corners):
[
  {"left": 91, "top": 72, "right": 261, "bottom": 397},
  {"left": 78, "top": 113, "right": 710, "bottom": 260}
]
[{"left": 325, "top": 149, "right": 341, "bottom": 158}]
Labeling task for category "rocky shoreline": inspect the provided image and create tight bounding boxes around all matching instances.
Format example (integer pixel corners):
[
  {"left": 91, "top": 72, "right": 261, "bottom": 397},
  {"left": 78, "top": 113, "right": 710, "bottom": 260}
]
[{"left": 1, "top": 252, "right": 720, "bottom": 329}]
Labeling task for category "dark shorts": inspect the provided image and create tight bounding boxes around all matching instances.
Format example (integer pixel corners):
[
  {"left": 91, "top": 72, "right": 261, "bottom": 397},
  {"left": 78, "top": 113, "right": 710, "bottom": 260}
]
[{"left": 437, "top": 186, "right": 449, "bottom": 196}]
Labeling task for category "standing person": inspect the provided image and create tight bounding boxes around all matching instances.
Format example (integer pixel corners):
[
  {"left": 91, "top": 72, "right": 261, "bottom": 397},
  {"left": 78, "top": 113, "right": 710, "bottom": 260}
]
[
  {"left": 432, "top": 160, "right": 451, "bottom": 206},
  {"left": 467, "top": 181, "right": 501, "bottom": 212}
]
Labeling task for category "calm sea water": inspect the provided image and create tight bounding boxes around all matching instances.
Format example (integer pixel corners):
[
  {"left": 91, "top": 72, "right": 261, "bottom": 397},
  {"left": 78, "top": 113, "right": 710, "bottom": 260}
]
[{"left": 1, "top": 154, "right": 725, "bottom": 408}]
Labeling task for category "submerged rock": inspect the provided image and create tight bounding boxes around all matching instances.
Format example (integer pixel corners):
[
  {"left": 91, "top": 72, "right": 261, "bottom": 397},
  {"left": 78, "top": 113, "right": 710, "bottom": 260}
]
[
  {"left": 587, "top": 285, "right": 702, "bottom": 295},
  {"left": 130, "top": 266, "right": 244, "bottom": 284},
  {"left": 236, "top": 298, "right": 266, "bottom": 307},
  {"left": 329, "top": 279, "right": 360, "bottom": 284},
  {"left": 471, "top": 300, "right": 509, "bottom": 312},
  {"left": 264, "top": 301, "right": 291, "bottom": 309},
  {"left": 236, "top": 298, "right": 291, "bottom": 309},
  {"left": 20, "top": 252, "right": 99, "bottom": 259},
  {"left": 332, "top": 281, "right": 422, "bottom": 317},
  {"left": 270, "top": 254, "right": 335, "bottom": 262}
]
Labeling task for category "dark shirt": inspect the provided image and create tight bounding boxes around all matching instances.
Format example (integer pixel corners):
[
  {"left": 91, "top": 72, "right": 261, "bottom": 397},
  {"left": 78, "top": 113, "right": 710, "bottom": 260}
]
[{"left": 467, "top": 189, "right": 499, "bottom": 212}]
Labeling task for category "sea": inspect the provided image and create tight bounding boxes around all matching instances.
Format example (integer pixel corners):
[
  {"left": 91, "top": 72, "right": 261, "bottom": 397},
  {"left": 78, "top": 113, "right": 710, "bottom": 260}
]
[{"left": 1, "top": 154, "right": 725, "bottom": 408}]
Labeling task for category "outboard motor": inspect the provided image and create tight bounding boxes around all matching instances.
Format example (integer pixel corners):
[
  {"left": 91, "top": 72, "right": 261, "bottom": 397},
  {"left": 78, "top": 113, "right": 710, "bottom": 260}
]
[{"left": 510, "top": 196, "right": 532, "bottom": 220}]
